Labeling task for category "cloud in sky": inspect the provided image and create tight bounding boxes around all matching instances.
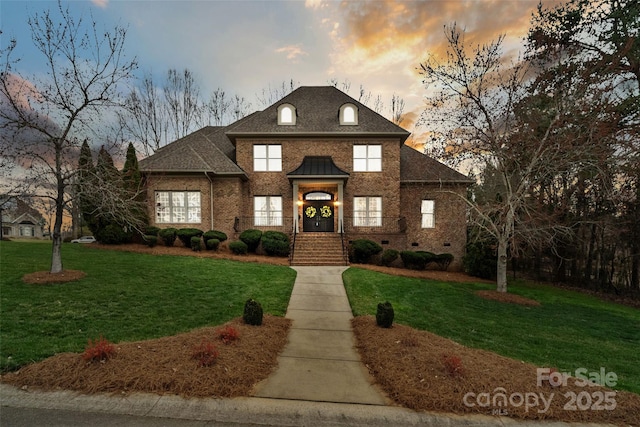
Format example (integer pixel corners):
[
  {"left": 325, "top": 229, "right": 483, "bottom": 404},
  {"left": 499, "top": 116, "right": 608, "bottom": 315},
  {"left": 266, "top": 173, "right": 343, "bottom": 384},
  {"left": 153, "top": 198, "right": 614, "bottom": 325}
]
[
  {"left": 2, "top": 0, "right": 563, "bottom": 145},
  {"left": 91, "top": 0, "right": 109, "bottom": 9},
  {"left": 275, "top": 44, "right": 309, "bottom": 61}
]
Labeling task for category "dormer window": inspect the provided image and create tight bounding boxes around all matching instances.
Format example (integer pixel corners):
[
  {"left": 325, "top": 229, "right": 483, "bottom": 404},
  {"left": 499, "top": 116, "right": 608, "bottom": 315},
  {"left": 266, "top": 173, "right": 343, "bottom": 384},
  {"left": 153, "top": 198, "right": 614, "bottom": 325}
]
[
  {"left": 278, "top": 103, "right": 296, "bottom": 125},
  {"left": 340, "top": 103, "right": 358, "bottom": 125}
]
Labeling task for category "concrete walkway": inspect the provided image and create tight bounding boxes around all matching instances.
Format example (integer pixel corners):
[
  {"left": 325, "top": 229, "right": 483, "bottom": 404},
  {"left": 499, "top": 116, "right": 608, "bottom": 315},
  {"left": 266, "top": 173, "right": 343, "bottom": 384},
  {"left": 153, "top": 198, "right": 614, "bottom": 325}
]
[{"left": 253, "top": 266, "right": 388, "bottom": 405}]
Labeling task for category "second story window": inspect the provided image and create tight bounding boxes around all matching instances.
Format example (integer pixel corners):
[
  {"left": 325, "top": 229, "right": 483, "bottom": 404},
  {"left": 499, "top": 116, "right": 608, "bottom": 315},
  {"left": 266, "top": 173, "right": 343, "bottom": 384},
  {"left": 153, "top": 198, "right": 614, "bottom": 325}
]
[
  {"left": 353, "top": 144, "right": 381, "bottom": 172},
  {"left": 421, "top": 200, "right": 435, "bottom": 228},
  {"left": 254, "top": 144, "right": 282, "bottom": 171},
  {"left": 278, "top": 104, "right": 296, "bottom": 125},
  {"left": 340, "top": 103, "right": 358, "bottom": 125}
]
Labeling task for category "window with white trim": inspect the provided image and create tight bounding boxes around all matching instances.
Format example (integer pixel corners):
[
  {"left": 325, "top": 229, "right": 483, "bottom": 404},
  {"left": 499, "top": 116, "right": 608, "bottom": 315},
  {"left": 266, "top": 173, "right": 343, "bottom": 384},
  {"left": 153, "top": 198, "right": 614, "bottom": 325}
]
[
  {"left": 353, "top": 196, "right": 382, "bottom": 227},
  {"left": 155, "top": 191, "right": 201, "bottom": 223},
  {"left": 253, "top": 145, "right": 282, "bottom": 171},
  {"left": 254, "top": 196, "right": 283, "bottom": 226},
  {"left": 340, "top": 103, "right": 358, "bottom": 125},
  {"left": 278, "top": 104, "right": 296, "bottom": 125},
  {"left": 353, "top": 145, "right": 381, "bottom": 172},
  {"left": 421, "top": 200, "right": 435, "bottom": 228}
]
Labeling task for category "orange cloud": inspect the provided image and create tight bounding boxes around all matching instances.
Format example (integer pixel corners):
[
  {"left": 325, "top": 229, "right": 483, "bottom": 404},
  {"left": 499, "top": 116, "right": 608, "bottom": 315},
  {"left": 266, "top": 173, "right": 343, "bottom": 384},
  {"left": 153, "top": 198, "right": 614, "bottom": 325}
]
[{"left": 275, "top": 44, "right": 309, "bottom": 61}]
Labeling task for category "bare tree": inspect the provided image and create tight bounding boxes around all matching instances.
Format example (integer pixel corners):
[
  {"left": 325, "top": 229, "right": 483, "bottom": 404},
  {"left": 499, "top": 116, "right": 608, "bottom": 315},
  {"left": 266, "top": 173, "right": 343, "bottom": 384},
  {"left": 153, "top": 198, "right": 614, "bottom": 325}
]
[
  {"left": 0, "top": 2, "right": 137, "bottom": 273},
  {"left": 419, "top": 24, "right": 609, "bottom": 293},
  {"left": 120, "top": 72, "right": 166, "bottom": 156},
  {"left": 164, "top": 68, "right": 202, "bottom": 140}
]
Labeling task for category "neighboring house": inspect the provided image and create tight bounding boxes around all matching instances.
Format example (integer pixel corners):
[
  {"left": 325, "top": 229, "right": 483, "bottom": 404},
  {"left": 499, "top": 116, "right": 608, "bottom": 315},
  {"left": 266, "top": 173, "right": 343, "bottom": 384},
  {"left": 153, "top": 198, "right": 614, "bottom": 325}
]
[
  {"left": 0, "top": 197, "right": 46, "bottom": 239},
  {"left": 140, "top": 86, "right": 472, "bottom": 267}
]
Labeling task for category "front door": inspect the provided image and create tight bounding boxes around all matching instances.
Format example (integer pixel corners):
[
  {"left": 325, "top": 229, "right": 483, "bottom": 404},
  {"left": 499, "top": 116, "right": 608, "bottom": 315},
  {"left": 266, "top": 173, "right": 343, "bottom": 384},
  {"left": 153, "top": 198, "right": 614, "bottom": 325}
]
[{"left": 303, "top": 200, "right": 334, "bottom": 232}]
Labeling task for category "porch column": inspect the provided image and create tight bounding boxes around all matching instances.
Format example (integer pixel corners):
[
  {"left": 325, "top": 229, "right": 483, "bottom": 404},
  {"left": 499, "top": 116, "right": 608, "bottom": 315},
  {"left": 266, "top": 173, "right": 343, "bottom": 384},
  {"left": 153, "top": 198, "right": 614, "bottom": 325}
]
[
  {"left": 337, "top": 182, "right": 344, "bottom": 233},
  {"left": 292, "top": 181, "right": 299, "bottom": 233}
]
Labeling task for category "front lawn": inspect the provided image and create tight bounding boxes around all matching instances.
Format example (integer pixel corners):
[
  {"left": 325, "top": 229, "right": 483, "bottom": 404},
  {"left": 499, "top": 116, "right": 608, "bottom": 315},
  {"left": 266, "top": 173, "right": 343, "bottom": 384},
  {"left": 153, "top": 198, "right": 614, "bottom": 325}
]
[
  {"left": 0, "top": 241, "right": 296, "bottom": 372},
  {"left": 343, "top": 267, "right": 640, "bottom": 394}
]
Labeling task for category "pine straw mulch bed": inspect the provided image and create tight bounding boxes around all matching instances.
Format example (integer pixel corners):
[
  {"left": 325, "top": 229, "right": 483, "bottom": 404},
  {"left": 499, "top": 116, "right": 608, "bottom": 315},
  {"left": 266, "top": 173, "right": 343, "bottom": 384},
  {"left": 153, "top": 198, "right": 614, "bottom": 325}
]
[
  {"left": 352, "top": 316, "right": 640, "bottom": 426},
  {"left": 1, "top": 316, "right": 290, "bottom": 398}
]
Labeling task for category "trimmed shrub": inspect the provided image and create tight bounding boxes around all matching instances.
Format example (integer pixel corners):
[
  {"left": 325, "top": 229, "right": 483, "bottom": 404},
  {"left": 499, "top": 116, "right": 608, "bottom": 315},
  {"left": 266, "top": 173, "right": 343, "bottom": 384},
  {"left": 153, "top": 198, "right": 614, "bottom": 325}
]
[
  {"left": 177, "top": 228, "right": 204, "bottom": 247},
  {"left": 190, "top": 236, "right": 202, "bottom": 251},
  {"left": 434, "top": 253, "right": 454, "bottom": 271},
  {"left": 400, "top": 251, "right": 428, "bottom": 270},
  {"left": 145, "top": 226, "right": 161, "bottom": 237},
  {"left": 95, "top": 223, "right": 131, "bottom": 244},
  {"left": 239, "top": 229, "right": 262, "bottom": 253},
  {"left": 243, "top": 299, "right": 263, "bottom": 326},
  {"left": 158, "top": 228, "right": 178, "bottom": 247},
  {"left": 381, "top": 249, "right": 399, "bottom": 267},
  {"left": 206, "top": 238, "right": 220, "bottom": 251},
  {"left": 144, "top": 235, "right": 158, "bottom": 248},
  {"left": 463, "top": 241, "right": 497, "bottom": 279},
  {"left": 203, "top": 230, "right": 228, "bottom": 243},
  {"left": 376, "top": 301, "right": 394, "bottom": 328},
  {"left": 349, "top": 239, "right": 383, "bottom": 264},
  {"left": 229, "top": 240, "right": 248, "bottom": 255},
  {"left": 262, "top": 231, "right": 290, "bottom": 257}
]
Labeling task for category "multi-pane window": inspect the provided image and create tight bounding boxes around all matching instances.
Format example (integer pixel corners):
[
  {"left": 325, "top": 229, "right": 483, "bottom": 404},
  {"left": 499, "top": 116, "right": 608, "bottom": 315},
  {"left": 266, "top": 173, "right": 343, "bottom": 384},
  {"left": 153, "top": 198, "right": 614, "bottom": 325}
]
[
  {"left": 254, "top": 145, "right": 282, "bottom": 171},
  {"left": 353, "top": 145, "right": 381, "bottom": 172},
  {"left": 155, "top": 191, "right": 201, "bottom": 224},
  {"left": 421, "top": 200, "right": 435, "bottom": 228},
  {"left": 353, "top": 196, "right": 382, "bottom": 227},
  {"left": 254, "top": 196, "right": 283, "bottom": 226}
]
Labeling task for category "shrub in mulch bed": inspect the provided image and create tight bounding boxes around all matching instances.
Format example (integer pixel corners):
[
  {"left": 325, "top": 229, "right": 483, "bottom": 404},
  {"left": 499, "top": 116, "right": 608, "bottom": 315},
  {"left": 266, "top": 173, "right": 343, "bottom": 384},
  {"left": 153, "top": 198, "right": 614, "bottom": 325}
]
[
  {"left": 1, "top": 316, "right": 290, "bottom": 398},
  {"left": 351, "top": 316, "right": 640, "bottom": 426}
]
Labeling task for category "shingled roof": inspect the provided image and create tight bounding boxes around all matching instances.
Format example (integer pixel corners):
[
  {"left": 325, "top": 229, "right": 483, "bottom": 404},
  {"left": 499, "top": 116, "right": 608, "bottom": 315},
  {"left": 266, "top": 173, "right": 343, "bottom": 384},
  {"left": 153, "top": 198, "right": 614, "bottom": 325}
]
[
  {"left": 226, "top": 86, "right": 411, "bottom": 140},
  {"left": 400, "top": 145, "right": 473, "bottom": 184},
  {"left": 139, "top": 126, "right": 246, "bottom": 176}
]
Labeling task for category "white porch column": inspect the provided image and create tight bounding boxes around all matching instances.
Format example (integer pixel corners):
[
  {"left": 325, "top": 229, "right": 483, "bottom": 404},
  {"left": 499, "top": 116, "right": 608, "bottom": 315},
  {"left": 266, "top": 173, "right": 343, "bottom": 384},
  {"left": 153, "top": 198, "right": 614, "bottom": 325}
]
[
  {"left": 292, "top": 181, "right": 299, "bottom": 233},
  {"left": 337, "top": 182, "right": 344, "bottom": 233}
]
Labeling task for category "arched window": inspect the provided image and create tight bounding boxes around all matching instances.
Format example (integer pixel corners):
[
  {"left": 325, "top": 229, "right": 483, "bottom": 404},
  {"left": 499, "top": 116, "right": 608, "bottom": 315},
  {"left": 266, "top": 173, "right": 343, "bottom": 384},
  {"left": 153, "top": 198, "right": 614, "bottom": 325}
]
[
  {"left": 278, "top": 104, "right": 296, "bottom": 125},
  {"left": 340, "top": 103, "right": 358, "bottom": 125}
]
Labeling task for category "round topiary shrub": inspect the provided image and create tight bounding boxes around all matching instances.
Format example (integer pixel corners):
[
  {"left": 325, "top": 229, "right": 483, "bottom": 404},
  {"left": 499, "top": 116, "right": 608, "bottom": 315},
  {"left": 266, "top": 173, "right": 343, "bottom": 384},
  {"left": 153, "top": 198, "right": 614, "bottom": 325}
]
[
  {"left": 158, "top": 228, "right": 178, "bottom": 247},
  {"left": 243, "top": 298, "right": 263, "bottom": 326},
  {"left": 400, "top": 251, "right": 424, "bottom": 270},
  {"left": 203, "top": 230, "right": 228, "bottom": 242},
  {"left": 144, "top": 235, "right": 158, "bottom": 248},
  {"left": 145, "top": 226, "right": 161, "bottom": 237},
  {"left": 190, "top": 235, "right": 202, "bottom": 251},
  {"left": 239, "top": 229, "right": 262, "bottom": 253},
  {"left": 381, "top": 249, "right": 399, "bottom": 267},
  {"left": 434, "top": 253, "right": 454, "bottom": 271},
  {"left": 261, "top": 231, "right": 290, "bottom": 257},
  {"left": 177, "top": 228, "right": 204, "bottom": 247},
  {"left": 229, "top": 240, "right": 248, "bottom": 255},
  {"left": 376, "top": 301, "right": 394, "bottom": 328},
  {"left": 206, "top": 238, "right": 220, "bottom": 251},
  {"left": 349, "top": 239, "right": 383, "bottom": 264}
]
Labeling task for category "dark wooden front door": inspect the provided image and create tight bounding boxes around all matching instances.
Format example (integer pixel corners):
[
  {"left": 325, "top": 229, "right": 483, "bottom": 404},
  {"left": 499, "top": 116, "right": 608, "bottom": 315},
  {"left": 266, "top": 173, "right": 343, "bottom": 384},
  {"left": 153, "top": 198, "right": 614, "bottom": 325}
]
[{"left": 303, "top": 201, "right": 334, "bottom": 232}]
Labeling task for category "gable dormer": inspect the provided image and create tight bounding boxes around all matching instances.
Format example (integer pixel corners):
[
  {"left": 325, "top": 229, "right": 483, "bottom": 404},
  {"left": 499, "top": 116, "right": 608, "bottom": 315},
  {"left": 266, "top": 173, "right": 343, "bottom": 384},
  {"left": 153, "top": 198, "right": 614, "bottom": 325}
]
[
  {"left": 339, "top": 103, "right": 358, "bottom": 125},
  {"left": 277, "top": 103, "right": 296, "bottom": 125}
]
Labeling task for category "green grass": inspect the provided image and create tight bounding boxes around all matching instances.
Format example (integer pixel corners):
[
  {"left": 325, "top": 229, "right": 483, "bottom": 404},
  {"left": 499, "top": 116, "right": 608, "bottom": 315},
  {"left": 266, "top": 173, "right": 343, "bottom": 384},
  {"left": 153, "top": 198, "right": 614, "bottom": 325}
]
[
  {"left": 0, "top": 241, "right": 296, "bottom": 372},
  {"left": 343, "top": 267, "right": 640, "bottom": 394}
]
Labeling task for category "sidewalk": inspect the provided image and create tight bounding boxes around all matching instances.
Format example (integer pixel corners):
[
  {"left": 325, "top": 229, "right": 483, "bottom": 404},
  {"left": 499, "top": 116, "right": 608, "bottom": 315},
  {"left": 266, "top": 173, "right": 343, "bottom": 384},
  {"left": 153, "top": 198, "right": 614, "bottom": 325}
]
[{"left": 253, "top": 266, "right": 388, "bottom": 405}]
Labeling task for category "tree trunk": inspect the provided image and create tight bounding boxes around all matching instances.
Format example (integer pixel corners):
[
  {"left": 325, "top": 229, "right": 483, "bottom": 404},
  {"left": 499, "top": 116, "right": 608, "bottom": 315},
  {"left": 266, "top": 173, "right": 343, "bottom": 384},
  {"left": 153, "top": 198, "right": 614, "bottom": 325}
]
[{"left": 496, "top": 236, "right": 508, "bottom": 293}]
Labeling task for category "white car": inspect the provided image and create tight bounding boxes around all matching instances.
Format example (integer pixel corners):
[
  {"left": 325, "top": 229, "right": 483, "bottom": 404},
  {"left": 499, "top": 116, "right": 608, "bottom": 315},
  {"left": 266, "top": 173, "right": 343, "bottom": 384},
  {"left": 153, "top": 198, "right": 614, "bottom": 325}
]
[{"left": 71, "top": 236, "right": 96, "bottom": 244}]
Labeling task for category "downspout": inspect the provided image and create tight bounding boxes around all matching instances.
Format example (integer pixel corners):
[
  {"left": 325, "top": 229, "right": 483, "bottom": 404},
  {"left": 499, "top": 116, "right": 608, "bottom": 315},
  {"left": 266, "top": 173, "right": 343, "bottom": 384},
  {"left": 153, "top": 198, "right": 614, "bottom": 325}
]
[{"left": 205, "top": 172, "right": 214, "bottom": 230}]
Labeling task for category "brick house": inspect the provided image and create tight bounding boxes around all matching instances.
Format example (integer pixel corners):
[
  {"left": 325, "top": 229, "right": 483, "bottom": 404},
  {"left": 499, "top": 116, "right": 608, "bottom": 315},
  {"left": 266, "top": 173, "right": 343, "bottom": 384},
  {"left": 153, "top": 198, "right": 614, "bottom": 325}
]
[{"left": 139, "top": 86, "right": 472, "bottom": 268}]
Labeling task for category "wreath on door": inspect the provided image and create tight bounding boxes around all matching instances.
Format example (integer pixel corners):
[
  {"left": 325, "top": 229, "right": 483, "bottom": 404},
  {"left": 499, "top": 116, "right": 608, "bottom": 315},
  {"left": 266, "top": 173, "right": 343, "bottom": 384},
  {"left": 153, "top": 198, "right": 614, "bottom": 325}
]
[
  {"left": 305, "top": 206, "right": 317, "bottom": 218},
  {"left": 320, "top": 205, "right": 332, "bottom": 218}
]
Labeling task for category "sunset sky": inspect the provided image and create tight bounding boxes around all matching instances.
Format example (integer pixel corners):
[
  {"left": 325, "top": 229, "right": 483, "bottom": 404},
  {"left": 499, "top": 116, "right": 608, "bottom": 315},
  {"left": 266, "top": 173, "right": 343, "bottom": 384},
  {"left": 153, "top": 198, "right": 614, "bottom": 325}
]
[{"left": 1, "top": 0, "right": 558, "bottom": 137}]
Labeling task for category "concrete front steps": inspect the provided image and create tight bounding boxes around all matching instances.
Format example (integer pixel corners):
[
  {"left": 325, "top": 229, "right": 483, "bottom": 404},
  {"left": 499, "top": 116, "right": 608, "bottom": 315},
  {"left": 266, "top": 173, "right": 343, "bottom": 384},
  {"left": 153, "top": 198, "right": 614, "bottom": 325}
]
[{"left": 290, "top": 232, "right": 348, "bottom": 266}]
